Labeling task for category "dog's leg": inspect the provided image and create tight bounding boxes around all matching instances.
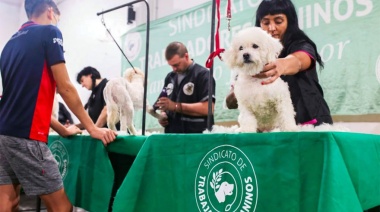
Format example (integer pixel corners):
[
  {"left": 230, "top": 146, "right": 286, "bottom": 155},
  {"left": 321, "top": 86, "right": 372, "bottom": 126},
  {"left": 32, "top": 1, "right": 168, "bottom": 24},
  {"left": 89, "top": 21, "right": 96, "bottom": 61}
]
[
  {"left": 119, "top": 106, "right": 128, "bottom": 133},
  {"left": 107, "top": 104, "right": 119, "bottom": 131},
  {"left": 119, "top": 93, "right": 138, "bottom": 135},
  {"left": 277, "top": 98, "right": 298, "bottom": 132},
  {"left": 121, "top": 104, "right": 138, "bottom": 135},
  {"left": 146, "top": 105, "right": 165, "bottom": 120},
  {"left": 238, "top": 107, "right": 258, "bottom": 132}
]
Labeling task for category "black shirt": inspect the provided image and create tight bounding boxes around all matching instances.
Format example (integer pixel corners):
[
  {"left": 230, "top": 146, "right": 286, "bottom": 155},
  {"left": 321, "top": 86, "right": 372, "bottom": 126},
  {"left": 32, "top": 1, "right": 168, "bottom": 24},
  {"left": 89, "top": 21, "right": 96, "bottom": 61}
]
[
  {"left": 161, "top": 62, "right": 215, "bottom": 133},
  {"left": 87, "top": 78, "right": 108, "bottom": 124},
  {"left": 281, "top": 40, "right": 333, "bottom": 125}
]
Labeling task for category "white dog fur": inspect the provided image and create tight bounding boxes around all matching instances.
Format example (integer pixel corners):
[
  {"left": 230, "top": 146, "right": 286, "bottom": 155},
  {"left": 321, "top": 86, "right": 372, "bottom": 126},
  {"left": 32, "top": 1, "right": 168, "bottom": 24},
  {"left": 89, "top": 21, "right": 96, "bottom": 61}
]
[
  {"left": 103, "top": 68, "right": 164, "bottom": 135},
  {"left": 103, "top": 68, "right": 145, "bottom": 135},
  {"left": 222, "top": 27, "right": 298, "bottom": 132}
]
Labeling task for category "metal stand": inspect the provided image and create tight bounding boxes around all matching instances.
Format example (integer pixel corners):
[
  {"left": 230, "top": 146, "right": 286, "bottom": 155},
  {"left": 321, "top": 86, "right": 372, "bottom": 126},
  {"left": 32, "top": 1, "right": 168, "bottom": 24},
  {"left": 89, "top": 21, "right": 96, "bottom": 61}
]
[{"left": 97, "top": 0, "right": 150, "bottom": 135}]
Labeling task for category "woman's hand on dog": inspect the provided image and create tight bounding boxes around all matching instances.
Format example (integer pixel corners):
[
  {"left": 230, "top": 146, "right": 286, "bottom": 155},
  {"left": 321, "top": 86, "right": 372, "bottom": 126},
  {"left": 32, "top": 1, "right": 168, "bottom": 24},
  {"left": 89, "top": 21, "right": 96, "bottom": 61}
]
[
  {"left": 255, "top": 54, "right": 306, "bottom": 85},
  {"left": 254, "top": 63, "right": 281, "bottom": 85}
]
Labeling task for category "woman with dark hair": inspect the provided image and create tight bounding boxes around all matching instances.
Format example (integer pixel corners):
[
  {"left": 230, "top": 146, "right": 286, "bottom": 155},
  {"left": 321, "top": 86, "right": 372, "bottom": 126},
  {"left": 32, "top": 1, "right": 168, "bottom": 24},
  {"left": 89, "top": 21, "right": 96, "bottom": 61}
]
[{"left": 226, "top": 0, "right": 332, "bottom": 126}]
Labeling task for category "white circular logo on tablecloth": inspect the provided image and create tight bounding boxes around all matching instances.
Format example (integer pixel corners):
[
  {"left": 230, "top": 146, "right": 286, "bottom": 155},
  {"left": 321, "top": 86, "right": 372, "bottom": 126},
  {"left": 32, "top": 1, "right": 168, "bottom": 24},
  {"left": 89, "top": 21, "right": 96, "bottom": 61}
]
[
  {"left": 195, "top": 145, "right": 258, "bottom": 212},
  {"left": 50, "top": 140, "right": 69, "bottom": 180},
  {"left": 376, "top": 55, "right": 380, "bottom": 84},
  {"left": 124, "top": 32, "right": 142, "bottom": 61}
]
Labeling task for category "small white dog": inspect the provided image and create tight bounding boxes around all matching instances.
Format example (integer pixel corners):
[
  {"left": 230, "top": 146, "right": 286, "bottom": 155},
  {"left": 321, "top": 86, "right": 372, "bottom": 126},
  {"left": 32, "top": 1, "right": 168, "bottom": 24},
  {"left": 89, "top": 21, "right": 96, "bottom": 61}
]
[
  {"left": 103, "top": 68, "right": 145, "bottom": 135},
  {"left": 103, "top": 67, "right": 164, "bottom": 135},
  {"left": 223, "top": 27, "right": 298, "bottom": 132}
]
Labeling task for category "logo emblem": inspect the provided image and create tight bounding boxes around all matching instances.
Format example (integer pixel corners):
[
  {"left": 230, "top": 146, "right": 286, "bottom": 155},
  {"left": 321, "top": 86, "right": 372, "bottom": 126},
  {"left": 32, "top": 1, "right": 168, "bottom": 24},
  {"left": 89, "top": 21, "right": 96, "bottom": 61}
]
[
  {"left": 124, "top": 32, "right": 142, "bottom": 61},
  {"left": 183, "top": 82, "right": 194, "bottom": 95},
  {"left": 50, "top": 140, "right": 69, "bottom": 180},
  {"left": 166, "top": 83, "right": 174, "bottom": 96},
  {"left": 195, "top": 145, "right": 258, "bottom": 212},
  {"left": 53, "top": 38, "right": 63, "bottom": 46}
]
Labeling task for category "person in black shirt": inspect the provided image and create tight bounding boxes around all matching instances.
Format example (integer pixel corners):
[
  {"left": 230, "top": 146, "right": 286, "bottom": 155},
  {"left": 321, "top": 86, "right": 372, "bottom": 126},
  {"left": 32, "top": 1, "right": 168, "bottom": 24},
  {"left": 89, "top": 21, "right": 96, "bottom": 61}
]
[
  {"left": 76, "top": 66, "right": 132, "bottom": 211},
  {"left": 226, "top": 0, "right": 332, "bottom": 126},
  {"left": 58, "top": 102, "right": 73, "bottom": 126},
  {"left": 76, "top": 66, "right": 109, "bottom": 128},
  {"left": 155, "top": 42, "right": 216, "bottom": 133}
]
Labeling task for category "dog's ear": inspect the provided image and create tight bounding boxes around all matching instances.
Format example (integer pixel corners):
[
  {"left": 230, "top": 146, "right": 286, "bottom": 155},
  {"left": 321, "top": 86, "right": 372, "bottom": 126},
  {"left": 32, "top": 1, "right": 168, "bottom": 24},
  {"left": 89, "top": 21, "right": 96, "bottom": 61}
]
[
  {"left": 266, "top": 37, "right": 283, "bottom": 62},
  {"left": 222, "top": 47, "right": 237, "bottom": 69}
]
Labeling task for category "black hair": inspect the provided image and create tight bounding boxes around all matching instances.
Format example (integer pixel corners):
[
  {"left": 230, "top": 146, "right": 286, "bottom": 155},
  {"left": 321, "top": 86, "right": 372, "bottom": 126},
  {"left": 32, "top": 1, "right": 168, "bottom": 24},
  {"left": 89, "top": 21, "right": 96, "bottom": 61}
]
[
  {"left": 255, "top": 0, "right": 324, "bottom": 69},
  {"left": 25, "top": 0, "right": 60, "bottom": 19},
  {"left": 76, "top": 66, "right": 101, "bottom": 90}
]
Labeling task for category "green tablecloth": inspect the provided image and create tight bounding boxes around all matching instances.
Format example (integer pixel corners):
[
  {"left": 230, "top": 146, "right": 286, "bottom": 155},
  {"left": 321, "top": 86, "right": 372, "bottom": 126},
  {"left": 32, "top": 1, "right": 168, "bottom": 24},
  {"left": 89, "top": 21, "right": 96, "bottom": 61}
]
[
  {"left": 48, "top": 134, "right": 146, "bottom": 212},
  {"left": 112, "top": 132, "right": 380, "bottom": 212}
]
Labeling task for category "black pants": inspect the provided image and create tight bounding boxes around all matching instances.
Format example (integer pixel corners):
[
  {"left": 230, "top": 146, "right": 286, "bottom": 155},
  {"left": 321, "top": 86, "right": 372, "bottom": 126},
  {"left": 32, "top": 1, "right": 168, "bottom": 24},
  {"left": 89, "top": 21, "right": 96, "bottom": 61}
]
[{"left": 107, "top": 152, "right": 136, "bottom": 212}]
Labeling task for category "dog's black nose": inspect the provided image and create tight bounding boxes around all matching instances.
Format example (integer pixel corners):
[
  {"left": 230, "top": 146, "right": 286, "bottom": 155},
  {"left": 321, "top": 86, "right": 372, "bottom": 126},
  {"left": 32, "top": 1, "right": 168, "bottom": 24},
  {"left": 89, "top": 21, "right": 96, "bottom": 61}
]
[{"left": 243, "top": 53, "right": 250, "bottom": 61}]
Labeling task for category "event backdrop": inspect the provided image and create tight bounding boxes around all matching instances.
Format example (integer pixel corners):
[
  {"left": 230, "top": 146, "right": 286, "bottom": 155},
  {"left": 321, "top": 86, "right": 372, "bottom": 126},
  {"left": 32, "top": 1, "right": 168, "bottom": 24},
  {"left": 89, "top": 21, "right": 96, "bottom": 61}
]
[{"left": 121, "top": 0, "right": 380, "bottom": 130}]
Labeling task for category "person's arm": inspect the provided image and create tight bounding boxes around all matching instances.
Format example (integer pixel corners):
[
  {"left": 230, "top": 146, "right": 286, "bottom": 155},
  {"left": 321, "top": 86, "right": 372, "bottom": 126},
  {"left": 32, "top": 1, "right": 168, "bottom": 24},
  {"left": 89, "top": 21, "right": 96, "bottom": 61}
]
[
  {"left": 158, "top": 111, "right": 168, "bottom": 127},
  {"left": 75, "top": 123, "right": 84, "bottom": 130},
  {"left": 181, "top": 101, "right": 214, "bottom": 116},
  {"left": 156, "top": 97, "right": 214, "bottom": 116},
  {"left": 225, "top": 90, "right": 238, "bottom": 109},
  {"left": 255, "top": 51, "right": 312, "bottom": 85},
  {"left": 50, "top": 116, "right": 82, "bottom": 137},
  {"left": 95, "top": 106, "right": 108, "bottom": 128},
  {"left": 51, "top": 63, "right": 117, "bottom": 145}
]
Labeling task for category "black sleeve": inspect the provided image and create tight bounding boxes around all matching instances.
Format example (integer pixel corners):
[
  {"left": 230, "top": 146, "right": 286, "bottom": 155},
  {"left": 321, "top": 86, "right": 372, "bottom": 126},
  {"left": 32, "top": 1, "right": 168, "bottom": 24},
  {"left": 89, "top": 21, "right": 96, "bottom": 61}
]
[
  {"left": 197, "top": 69, "right": 216, "bottom": 103},
  {"left": 287, "top": 40, "right": 317, "bottom": 70},
  {"left": 59, "top": 102, "right": 73, "bottom": 124}
]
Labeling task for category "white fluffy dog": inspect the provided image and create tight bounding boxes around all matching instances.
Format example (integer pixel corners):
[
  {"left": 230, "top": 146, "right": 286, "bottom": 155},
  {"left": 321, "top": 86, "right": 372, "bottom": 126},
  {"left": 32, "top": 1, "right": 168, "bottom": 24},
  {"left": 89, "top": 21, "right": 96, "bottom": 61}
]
[
  {"left": 103, "top": 68, "right": 164, "bottom": 135},
  {"left": 223, "top": 27, "right": 298, "bottom": 132},
  {"left": 103, "top": 67, "right": 145, "bottom": 135}
]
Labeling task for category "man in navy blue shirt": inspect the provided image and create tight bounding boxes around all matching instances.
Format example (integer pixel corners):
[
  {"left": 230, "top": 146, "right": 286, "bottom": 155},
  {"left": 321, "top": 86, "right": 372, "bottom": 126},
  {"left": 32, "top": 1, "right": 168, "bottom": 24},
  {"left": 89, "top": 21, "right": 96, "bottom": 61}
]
[{"left": 0, "top": 0, "right": 117, "bottom": 211}]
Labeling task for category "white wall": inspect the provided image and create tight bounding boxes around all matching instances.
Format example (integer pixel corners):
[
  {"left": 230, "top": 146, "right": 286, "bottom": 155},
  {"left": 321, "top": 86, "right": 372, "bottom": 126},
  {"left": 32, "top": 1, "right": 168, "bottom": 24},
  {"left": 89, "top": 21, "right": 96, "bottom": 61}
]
[{"left": 0, "top": 2, "right": 21, "bottom": 96}]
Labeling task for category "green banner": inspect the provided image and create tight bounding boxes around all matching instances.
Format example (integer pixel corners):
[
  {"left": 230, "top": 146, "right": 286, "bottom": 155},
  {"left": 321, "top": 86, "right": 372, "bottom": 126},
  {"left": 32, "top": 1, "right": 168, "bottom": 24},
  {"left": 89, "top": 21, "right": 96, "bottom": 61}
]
[
  {"left": 121, "top": 0, "right": 380, "bottom": 130},
  {"left": 113, "top": 132, "right": 380, "bottom": 212}
]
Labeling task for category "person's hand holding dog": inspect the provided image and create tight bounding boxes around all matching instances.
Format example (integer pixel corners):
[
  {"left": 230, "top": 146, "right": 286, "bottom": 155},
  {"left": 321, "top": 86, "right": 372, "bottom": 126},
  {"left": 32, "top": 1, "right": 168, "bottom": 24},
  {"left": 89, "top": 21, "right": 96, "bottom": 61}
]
[
  {"left": 158, "top": 112, "right": 169, "bottom": 127},
  {"left": 156, "top": 97, "right": 177, "bottom": 112},
  {"left": 254, "top": 53, "right": 309, "bottom": 85}
]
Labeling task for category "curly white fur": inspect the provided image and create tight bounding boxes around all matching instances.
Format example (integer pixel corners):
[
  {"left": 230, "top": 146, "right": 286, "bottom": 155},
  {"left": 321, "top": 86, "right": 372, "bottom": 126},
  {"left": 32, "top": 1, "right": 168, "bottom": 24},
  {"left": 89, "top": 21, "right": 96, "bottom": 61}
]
[
  {"left": 103, "top": 68, "right": 145, "bottom": 135},
  {"left": 103, "top": 68, "right": 165, "bottom": 135},
  {"left": 223, "top": 27, "right": 298, "bottom": 132}
]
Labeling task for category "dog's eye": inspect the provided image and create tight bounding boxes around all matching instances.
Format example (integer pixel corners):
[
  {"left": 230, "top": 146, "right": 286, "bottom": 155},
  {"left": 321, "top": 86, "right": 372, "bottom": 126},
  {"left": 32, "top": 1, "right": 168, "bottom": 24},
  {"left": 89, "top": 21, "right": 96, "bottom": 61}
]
[
  {"left": 239, "top": 46, "right": 243, "bottom": 51},
  {"left": 252, "top": 44, "right": 259, "bottom": 49}
]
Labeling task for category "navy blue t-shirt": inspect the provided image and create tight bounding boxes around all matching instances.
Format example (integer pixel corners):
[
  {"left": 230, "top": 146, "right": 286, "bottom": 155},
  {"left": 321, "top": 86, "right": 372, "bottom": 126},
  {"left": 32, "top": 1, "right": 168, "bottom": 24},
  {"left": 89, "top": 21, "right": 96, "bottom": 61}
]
[{"left": 0, "top": 21, "right": 65, "bottom": 142}]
